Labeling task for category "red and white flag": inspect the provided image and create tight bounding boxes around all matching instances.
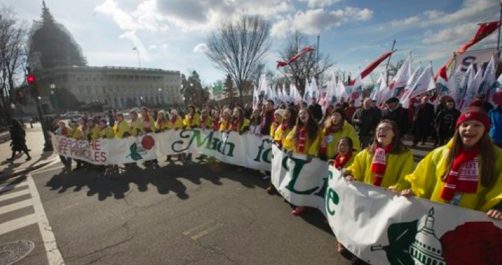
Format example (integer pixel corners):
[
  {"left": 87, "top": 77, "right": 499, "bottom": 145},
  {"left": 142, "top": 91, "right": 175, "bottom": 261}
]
[{"left": 277, "top": 46, "right": 315, "bottom": 68}]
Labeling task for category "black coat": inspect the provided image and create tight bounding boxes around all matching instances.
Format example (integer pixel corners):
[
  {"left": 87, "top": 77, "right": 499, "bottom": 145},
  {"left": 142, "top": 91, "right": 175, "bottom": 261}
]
[
  {"left": 382, "top": 106, "right": 409, "bottom": 135},
  {"left": 352, "top": 107, "right": 381, "bottom": 136},
  {"left": 9, "top": 121, "right": 27, "bottom": 152},
  {"left": 308, "top": 103, "right": 323, "bottom": 122}
]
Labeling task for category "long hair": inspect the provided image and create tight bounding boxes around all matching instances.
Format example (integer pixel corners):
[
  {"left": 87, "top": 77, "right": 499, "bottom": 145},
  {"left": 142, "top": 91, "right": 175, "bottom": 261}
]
[
  {"left": 286, "top": 107, "right": 297, "bottom": 128},
  {"left": 444, "top": 130, "right": 496, "bottom": 187},
  {"left": 368, "top": 119, "right": 408, "bottom": 155},
  {"left": 294, "top": 108, "right": 319, "bottom": 140}
]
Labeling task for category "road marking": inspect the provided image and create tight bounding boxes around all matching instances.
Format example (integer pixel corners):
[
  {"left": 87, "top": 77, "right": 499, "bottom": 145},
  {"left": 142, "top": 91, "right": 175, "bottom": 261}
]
[
  {"left": 27, "top": 174, "right": 65, "bottom": 265},
  {"left": 0, "top": 181, "right": 28, "bottom": 193},
  {"left": 0, "top": 199, "right": 32, "bottom": 215},
  {"left": 0, "top": 213, "right": 37, "bottom": 236},
  {"left": 32, "top": 166, "right": 64, "bottom": 176},
  {"left": 182, "top": 221, "right": 215, "bottom": 236},
  {"left": 190, "top": 223, "right": 222, "bottom": 240},
  {"left": 0, "top": 189, "right": 31, "bottom": 202}
]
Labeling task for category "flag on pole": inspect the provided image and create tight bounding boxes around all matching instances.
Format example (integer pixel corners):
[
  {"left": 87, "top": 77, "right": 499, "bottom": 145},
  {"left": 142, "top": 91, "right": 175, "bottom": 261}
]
[
  {"left": 389, "top": 53, "right": 412, "bottom": 92},
  {"left": 349, "top": 50, "right": 396, "bottom": 85},
  {"left": 488, "top": 73, "right": 502, "bottom": 106},
  {"left": 457, "top": 65, "right": 476, "bottom": 110},
  {"left": 277, "top": 46, "right": 315, "bottom": 68},
  {"left": 479, "top": 56, "right": 497, "bottom": 96},
  {"left": 400, "top": 65, "right": 434, "bottom": 108},
  {"left": 435, "top": 20, "right": 501, "bottom": 80}
]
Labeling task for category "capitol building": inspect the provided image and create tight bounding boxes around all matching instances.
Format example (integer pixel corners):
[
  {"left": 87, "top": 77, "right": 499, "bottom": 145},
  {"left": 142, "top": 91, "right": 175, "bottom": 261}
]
[
  {"left": 23, "top": 2, "right": 182, "bottom": 113},
  {"left": 36, "top": 65, "right": 182, "bottom": 110}
]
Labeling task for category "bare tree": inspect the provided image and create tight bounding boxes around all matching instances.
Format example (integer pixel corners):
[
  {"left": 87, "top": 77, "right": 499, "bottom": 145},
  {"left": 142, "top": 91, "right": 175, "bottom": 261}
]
[
  {"left": 206, "top": 15, "right": 270, "bottom": 104},
  {"left": 278, "top": 32, "right": 334, "bottom": 95},
  {"left": 0, "top": 8, "right": 27, "bottom": 123}
]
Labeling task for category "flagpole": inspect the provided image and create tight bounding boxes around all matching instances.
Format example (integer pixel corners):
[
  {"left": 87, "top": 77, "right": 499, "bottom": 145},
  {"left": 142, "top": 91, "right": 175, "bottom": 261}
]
[
  {"left": 497, "top": 0, "right": 502, "bottom": 58},
  {"left": 385, "top": 40, "right": 396, "bottom": 84},
  {"left": 316, "top": 34, "right": 320, "bottom": 84}
]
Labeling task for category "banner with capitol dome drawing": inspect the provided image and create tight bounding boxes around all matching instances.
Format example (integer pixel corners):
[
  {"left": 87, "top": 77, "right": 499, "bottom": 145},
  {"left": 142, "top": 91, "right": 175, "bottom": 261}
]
[{"left": 325, "top": 166, "right": 502, "bottom": 265}]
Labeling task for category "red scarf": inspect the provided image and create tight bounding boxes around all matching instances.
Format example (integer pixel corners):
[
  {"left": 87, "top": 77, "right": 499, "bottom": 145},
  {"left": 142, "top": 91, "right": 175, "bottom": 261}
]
[
  {"left": 333, "top": 152, "right": 352, "bottom": 170},
  {"left": 200, "top": 117, "right": 207, "bottom": 128},
  {"left": 231, "top": 118, "right": 241, "bottom": 131},
  {"left": 212, "top": 119, "right": 220, "bottom": 131},
  {"left": 298, "top": 127, "right": 307, "bottom": 153},
  {"left": 441, "top": 146, "right": 480, "bottom": 202},
  {"left": 171, "top": 116, "right": 177, "bottom": 124},
  {"left": 370, "top": 144, "right": 393, "bottom": 186}
]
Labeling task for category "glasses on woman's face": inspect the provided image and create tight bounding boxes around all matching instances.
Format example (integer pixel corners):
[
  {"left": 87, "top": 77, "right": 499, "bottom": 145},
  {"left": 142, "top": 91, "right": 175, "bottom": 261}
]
[{"left": 376, "top": 125, "right": 392, "bottom": 132}]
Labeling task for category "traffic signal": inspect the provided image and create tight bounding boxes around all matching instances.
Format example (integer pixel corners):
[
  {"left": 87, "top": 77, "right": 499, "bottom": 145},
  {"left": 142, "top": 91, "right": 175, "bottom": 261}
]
[{"left": 27, "top": 74, "right": 36, "bottom": 85}]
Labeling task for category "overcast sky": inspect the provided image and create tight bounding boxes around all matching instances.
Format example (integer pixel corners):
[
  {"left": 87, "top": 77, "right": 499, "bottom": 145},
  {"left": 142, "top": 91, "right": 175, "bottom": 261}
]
[{"left": 3, "top": 0, "right": 499, "bottom": 85}]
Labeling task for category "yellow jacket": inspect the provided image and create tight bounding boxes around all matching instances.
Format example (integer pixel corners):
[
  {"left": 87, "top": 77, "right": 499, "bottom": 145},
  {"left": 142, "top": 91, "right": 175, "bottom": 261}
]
[
  {"left": 283, "top": 126, "right": 321, "bottom": 156},
  {"left": 273, "top": 124, "right": 292, "bottom": 145},
  {"left": 270, "top": 122, "right": 279, "bottom": 137},
  {"left": 230, "top": 118, "right": 250, "bottom": 133},
  {"left": 168, "top": 117, "right": 184, "bottom": 130},
  {"left": 87, "top": 126, "right": 100, "bottom": 140},
  {"left": 347, "top": 148, "right": 414, "bottom": 189},
  {"left": 320, "top": 122, "right": 361, "bottom": 159},
  {"left": 155, "top": 119, "right": 170, "bottom": 132},
  {"left": 184, "top": 113, "right": 201, "bottom": 128},
  {"left": 140, "top": 116, "right": 156, "bottom": 133},
  {"left": 114, "top": 120, "right": 130, "bottom": 139},
  {"left": 199, "top": 116, "right": 212, "bottom": 129},
  {"left": 405, "top": 141, "right": 502, "bottom": 212},
  {"left": 129, "top": 119, "right": 144, "bottom": 136},
  {"left": 69, "top": 127, "right": 82, "bottom": 140},
  {"left": 98, "top": 126, "right": 115, "bottom": 139},
  {"left": 219, "top": 119, "right": 231, "bottom": 132}
]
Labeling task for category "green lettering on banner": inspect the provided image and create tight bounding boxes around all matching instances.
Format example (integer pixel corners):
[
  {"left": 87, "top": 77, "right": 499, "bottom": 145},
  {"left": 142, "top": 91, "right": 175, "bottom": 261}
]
[
  {"left": 253, "top": 139, "right": 272, "bottom": 163},
  {"left": 284, "top": 156, "right": 319, "bottom": 195},
  {"left": 171, "top": 129, "right": 212, "bottom": 153},
  {"left": 326, "top": 170, "right": 340, "bottom": 216}
]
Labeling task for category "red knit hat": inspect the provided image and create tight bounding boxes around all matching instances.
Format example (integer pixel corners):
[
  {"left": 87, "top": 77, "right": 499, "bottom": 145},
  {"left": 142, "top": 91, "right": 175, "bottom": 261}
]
[{"left": 455, "top": 106, "right": 490, "bottom": 131}]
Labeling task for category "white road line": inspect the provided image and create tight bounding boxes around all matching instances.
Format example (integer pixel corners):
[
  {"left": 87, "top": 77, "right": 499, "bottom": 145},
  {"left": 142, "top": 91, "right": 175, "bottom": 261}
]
[
  {"left": 182, "top": 221, "right": 215, "bottom": 236},
  {"left": 27, "top": 174, "right": 65, "bottom": 265},
  {"left": 0, "top": 189, "right": 30, "bottom": 202},
  {"left": 0, "top": 181, "right": 28, "bottom": 193},
  {"left": 0, "top": 213, "right": 37, "bottom": 236},
  {"left": 190, "top": 223, "right": 222, "bottom": 240},
  {"left": 0, "top": 199, "right": 32, "bottom": 215}
]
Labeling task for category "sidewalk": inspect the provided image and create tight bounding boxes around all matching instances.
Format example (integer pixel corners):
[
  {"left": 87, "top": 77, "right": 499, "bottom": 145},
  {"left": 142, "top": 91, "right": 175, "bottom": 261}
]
[{"left": 0, "top": 123, "right": 58, "bottom": 181}]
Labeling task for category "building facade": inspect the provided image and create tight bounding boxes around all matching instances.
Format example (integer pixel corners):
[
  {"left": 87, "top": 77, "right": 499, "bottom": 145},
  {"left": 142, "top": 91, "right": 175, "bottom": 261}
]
[{"left": 37, "top": 66, "right": 183, "bottom": 110}]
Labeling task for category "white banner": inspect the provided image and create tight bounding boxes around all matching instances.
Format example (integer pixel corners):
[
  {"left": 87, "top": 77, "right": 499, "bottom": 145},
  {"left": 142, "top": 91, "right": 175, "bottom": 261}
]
[
  {"left": 453, "top": 47, "right": 497, "bottom": 74},
  {"left": 51, "top": 129, "right": 272, "bottom": 171},
  {"left": 270, "top": 146, "right": 502, "bottom": 265}
]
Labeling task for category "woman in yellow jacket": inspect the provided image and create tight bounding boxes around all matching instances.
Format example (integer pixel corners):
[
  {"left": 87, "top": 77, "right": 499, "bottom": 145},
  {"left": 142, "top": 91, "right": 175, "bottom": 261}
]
[
  {"left": 199, "top": 109, "right": 212, "bottom": 129},
  {"left": 68, "top": 119, "right": 84, "bottom": 170},
  {"left": 129, "top": 109, "right": 143, "bottom": 136},
  {"left": 114, "top": 113, "right": 131, "bottom": 139},
  {"left": 273, "top": 107, "right": 297, "bottom": 148},
  {"left": 86, "top": 119, "right": 100, "bottom": 141},
  {"left": 184, "top": 105, "right": 201, "bottom": 129},
  {"left": 318, "top": 107, "right": 360, "bottom": 161},
  {"left": 332, "top": 137, "right": 355, "bottom": 170},
  {"left": 155, "top": 110, "right": 170, "bottom": 132},
  {"left": 97, "top": 119, "right": 115, "bottom": 139},
  {"left": 345, "top": 119, "right": 413, "bottom": 190},
  {"left": 140, "top": 107, "right": 156, "bottom": 133},
  {"left": 166, "top": 109, "right": 184, "bottom": 162},
  {"left": 340, "top": 119, "right": 413, "bottom": 260},
  {"left": 283, "top": 108, "right": 321, "bottom": 216},
  {"left": 219, "top": 108, "right": 232, "bottom": 132},
  {"left": 229, "top": 107, "right": 250, "bottom": 134},
  {"left": 402, "top": 106, "right": 502, "bottom": 220}
]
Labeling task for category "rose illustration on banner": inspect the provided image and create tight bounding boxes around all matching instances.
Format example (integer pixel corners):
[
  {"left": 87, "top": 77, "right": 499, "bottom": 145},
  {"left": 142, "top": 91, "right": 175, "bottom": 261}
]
[
  {"left": 370, "top": 219, "right": 418, "bottom": 265},
  {"left": 441, "top": 221, "right": 502, "bottom": 265},
  {"left": 128, "top": 143, "right": 143, "bottom": 160},
  {"left": 141, "top": 135, "right": 155, "bottom": 150}
]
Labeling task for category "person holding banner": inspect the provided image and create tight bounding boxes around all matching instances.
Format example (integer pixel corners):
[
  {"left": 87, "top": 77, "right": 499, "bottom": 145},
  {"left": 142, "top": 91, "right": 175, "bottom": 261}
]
[
  {"left": 55, "top": 120, "right": 71, "bottom": 172},
  {"left": 68, "top": 119, "right": 85, "bottom": 171},
  {"left": 184, "top": 105, "right": 201, "bottom": 129},
  {"left": 345, "top": 119, "right": 413, "bottom": 189},
  {"left": 260, "top": 100, "right": 275, "bottom": 135},
  {"left": 140, "top": 107, "right": 159, "bottom": 168},
  {"left": 114, "top": 113, "right": 131, "bottom": 138},
  {"left": 219, "top": 108, "right": 232, "bottom": 132},
  {"left": 273, "top": 107, "right": 297, "bottom": 148},
  {"left": 129, "top": 109, "right": 143, "bottom": 137},
  {"left": 199, "top": 109, "right": 212, "bottom": 130},
  {"left": 211, "top": 109, "right": 220, "bottom": 131},
  {"left": 97, "top": 118, "right": 115, "bottom": 139},
  {"left": 332, "top": 137, "right": 355, "bottom": 170},
  {"left": 318, "top": 107, "right": 360, "bottom": 161},
  {"left": 284, "top": 108, "right": 321, "bottom": 215},
  {"left": 229, "top": 107, "right": 250, "bottom": 134},
  {"left": 402, "top": 106, "right": 502, "bottom": 220},
  {"left": 248, "top": 108, "right": 262, "bottom": 135},
  {"left": 270, "top": 109, "right": 285, "bottom": 138},
  {"left": 86, "top": 119, "right": 99, "bottom": 141},
  {"left": 154, "top": 110, "right": 169, "bottom": 132}
]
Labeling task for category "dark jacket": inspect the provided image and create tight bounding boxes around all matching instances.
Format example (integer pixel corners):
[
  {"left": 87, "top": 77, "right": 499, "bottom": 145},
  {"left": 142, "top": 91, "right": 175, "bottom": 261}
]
[
  {"left": 352, "top": 107, "right": 381, "bottom": 136},
  {"left": 382, "top": 106, "right": 409, "bottom": 135},
  {"left": 308, "top": 103, "right": 323, "bottom": 122},
  {"left": 435, "top": 108, "right": 460, "bottom": 137},
  {"left": 260, "top": 110, "right": 274, "bottom": 135},
  {"left": 9, "top": 121, "right": 27, "bottom": 152}
]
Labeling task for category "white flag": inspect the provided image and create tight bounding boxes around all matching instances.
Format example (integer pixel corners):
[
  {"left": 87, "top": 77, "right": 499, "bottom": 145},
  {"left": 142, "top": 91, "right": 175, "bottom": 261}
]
[
  {"left": 389, "top": 53, "right": 412, "bottom": 92},
  {"left": 480, "top": 56, "right": 497, "bottom": 96},
  {"left": 461, "top": 67, "right": 483, "bottom": 111},
  {"left": 401, "top": 65, "right": 434, "bottom": 108},
  {"left": 457, "top": 65, "right": 475, "bottom": 110}
]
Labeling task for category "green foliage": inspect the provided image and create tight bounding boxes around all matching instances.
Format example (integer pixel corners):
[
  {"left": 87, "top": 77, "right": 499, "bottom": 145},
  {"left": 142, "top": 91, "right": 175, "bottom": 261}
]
[{"left": 181, "top": 71, "right": 210, "bottom": 106}]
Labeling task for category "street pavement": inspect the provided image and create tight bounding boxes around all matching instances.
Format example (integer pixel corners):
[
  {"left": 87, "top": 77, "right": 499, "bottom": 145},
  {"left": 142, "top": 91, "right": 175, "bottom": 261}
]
[{"left": 0, "top": 124, "right": 434, "bottom": 265}]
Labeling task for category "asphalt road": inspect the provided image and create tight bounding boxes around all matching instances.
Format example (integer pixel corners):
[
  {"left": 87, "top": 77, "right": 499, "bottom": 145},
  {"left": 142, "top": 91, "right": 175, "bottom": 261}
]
[{"left": 28, "top": 159, "right": 351, "bottom": 265}]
